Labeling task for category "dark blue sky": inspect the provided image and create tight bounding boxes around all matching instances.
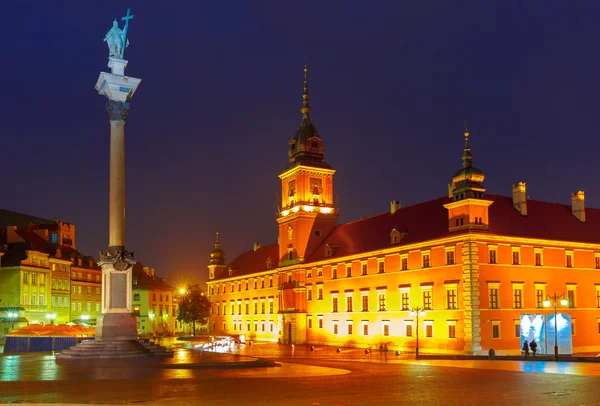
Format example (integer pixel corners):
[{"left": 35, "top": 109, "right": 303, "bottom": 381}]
[{"left": 3, "top": 1, "right": 600, "bottom": 284}]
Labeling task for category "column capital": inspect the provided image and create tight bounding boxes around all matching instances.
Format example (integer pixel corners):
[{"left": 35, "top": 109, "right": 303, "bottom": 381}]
[
  {"left": 99, "top": 246, "right": 135, "bottom": 271},
  {"left": 106, "top": 100, "right": 130, "bottom": 122}
]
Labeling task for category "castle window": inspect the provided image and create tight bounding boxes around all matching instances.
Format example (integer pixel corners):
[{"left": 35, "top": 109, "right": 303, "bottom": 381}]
[
  {"left": 488, "top": 283, "right": 500, "bottom": 309},
  {"left": 535, "top": 249, "right": 543, "bottom": 266},
  {"left": 325, "top": 246, "right": 331, "bottom": 257},
  {"left": 489, "top": 246, "right": 497, "bottom": 264},
  {"left": 361, "top": 262, "right": 367, "bottom": 276},
  {"left": 346, "top": 266, "right": 352, "bottom": 278},
  {"left": 266, "top": 258, "right": 272, "bottom": 269},
  {"left": 566, "top": 251, "right": 574, "bottom": 268},
  {"left": 422, "top": 253, "right": 430, "bottom": 268},
  {"left": 512, "top": 248, "right": 520, "bottom": 265},
  {"left": 311, "top": 140, "right": 319, "bottom": 148},
  {"left": 378, "top": 261, "right": 385, "bottom": 274},
  {"left": 288, "top": 251, "right": 293, "bottom": 261},
  {"left": 401, "top": 256, "right": 408, "bottom": 271},
  {"left": 314, "top": 230, "right": 321, "bottom": 237},
  {"left": 446, "top": 249, "right": 455, "bottom": 265}
]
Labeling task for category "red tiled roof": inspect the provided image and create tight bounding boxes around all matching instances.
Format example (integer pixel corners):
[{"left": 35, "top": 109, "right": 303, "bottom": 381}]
[
  {"left": 307, "top": 194, "right": 600, "bottom": 262},
  {"left": 217, "top": 194, "right": 600, "bottom": 279},
  {"left": 132, "top": 263, "right": 174, "bottom": 291},
  {"left": 307, "top": 196, "right": 452, "bottom": 262},
  {"left": 486, "top": 195, "right": 600, "bottom": 243},
  {"left": 0, "top": 228, "right": 98, "bottom": 269},
  {"left": 226, "top": 244, "right": 279, "bottom": 278}
]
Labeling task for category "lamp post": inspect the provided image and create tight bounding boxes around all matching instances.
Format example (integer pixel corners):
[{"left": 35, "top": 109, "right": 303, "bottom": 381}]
[
  {"left": 7, "top": 312, "right": 17, "bottom": 331},
  {"left": 410, "top": 306, "right": 426, "bottom": 359},
  {"left": 543, "top": 293, "right": 568, "bottom": 361},
  {"left": 46, "top": 313, "right": 56, "bottom": 325}
]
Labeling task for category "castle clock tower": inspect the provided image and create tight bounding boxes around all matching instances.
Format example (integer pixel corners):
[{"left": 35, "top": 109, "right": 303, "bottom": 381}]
[{"left": 277, "top": 65, "right": 338, "bottom": 266}]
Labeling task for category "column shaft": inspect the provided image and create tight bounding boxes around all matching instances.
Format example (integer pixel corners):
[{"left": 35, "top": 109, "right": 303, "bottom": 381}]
[{"left": 109, "top": 120, "right": 126, "bottom": 247}]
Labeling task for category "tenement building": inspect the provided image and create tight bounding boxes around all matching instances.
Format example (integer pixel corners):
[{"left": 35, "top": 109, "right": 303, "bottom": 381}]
[{"left": 206, "top": 67, "right": 600, "bottom": 355}]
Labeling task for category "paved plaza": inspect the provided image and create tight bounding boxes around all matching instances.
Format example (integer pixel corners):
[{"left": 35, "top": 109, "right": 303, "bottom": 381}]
[{"left": 1, "top": 342, "right": 600, "bottom": 405}]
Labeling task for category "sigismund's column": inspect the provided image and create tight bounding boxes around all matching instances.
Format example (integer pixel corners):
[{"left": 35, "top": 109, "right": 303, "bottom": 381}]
[{"left": 94, "top": 9, "right": 141, "bottom": 340}]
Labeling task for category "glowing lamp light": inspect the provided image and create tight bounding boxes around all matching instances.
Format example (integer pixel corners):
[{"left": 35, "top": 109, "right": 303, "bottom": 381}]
[
  {"left": 419, "top": 311, "right": 426, "bottom": 317},
  {"left": 81, "top": 315, "right": 90, "bottom": 320},
  {"left": 281, "top": 210, "right": 290, "bottom": 217},
  {"left": 303, "top": 205, "right": 314, "bottom": 212},
  {"left": 149, "top": 312, "right": 155, "bottom": 319},
  {"left": 179, "top": 288, "right": 186, "bottom": 295},
  {"left": 543, "top": 299, "right": 551, "bottom": 308},
  {"left": 292, "top": 206, "right": 300, "bottom": 213},
  {"left": 560, "top": 298, "right": 568, "bottom": 307},
  {"left": 409, "top": 311, "right": 415, "bottom": 317},
  {"left": 320, "top": 207, "right": 332, "bottom": 214}
]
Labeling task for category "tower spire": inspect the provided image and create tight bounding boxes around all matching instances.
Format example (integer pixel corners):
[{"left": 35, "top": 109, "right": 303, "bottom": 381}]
[
  {"left": 214, "top": 231, "right": 220, "bottom": 249},
  {"left": 462, "top": 122, "right": 472, "bottom": 169},
  {"left": 301, "top": 60, "right": 311, "bottom": 120}
]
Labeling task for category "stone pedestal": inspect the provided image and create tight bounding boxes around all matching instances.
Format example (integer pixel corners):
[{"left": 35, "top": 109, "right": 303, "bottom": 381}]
[{"left": 96, "top": 313, "right": 137, "bottom": 340}]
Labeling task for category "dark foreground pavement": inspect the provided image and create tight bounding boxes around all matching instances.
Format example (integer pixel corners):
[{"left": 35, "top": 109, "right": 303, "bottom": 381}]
[{"left": 1, "top": 344, "right": 600, "bottom": 405}]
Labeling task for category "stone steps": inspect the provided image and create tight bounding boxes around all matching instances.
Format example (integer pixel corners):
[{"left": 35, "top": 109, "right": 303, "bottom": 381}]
[{"left": 55, "top": 339, "right": 173, "bottom": 360}]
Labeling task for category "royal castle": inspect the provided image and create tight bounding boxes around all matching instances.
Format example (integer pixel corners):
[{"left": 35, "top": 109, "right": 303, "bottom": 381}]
[{"left": 206, "top": 66, "right": 600, "bottom": 355}]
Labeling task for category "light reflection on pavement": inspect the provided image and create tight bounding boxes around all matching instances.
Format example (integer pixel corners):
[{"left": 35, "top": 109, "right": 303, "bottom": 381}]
[
  {"left": 158, "top": 362, "right": 350, "bottom": 380},
  {"left": 403, "top": 359, "right": 600, "bottom": 376},
  {"left": 0, "top": 350, "right": 350, "bottom": 382}
]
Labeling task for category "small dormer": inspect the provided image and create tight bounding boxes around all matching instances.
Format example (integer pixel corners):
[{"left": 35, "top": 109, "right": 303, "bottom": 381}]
[
  {"left": 228, "top": 268, "right": 233, "bottom": 276},
  {"left": 390, "top": 227, "right": 403, "bottom": 245},
  {"left": 325, "top": 243, "right": 332, "bottom": 257},
  {"left": 56, "top": 248, "right": 62, "bottom": 258},
  {"left": 266, "top": 257, "right": 272, "bottom": 269}
]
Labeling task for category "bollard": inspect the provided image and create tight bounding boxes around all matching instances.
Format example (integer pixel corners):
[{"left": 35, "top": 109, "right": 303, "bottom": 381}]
[
  {"left": 488, "top": 348, "right": 496, "bottom": 360},
  {"left": 336, "top": 348, "right": 341, "bottom": 353},
  {"left": 396, "top": 350, "right": 401, "bottom": 356},
  {"left": 365, "top": 349, "right": 370, "bottom": 354},
  {"left": 310, "top": 345, "right": 315, "bottom": 351}
]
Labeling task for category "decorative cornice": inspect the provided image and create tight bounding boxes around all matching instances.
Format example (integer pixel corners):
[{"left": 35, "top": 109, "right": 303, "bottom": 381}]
[
  {"left": 98, "top": 246, "right": 135, "bottom": 271},
  {"left": 106, "top": 100, "right": 130, "bottom": 122}
]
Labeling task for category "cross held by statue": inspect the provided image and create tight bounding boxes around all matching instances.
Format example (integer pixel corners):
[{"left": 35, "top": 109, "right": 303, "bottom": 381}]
[{"left": 121, "top": 8, "right": 134, "bottom": 24}]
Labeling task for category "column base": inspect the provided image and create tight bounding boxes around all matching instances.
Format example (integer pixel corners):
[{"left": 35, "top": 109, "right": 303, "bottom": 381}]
[{"left": 96, "top": 313, "right": 137, "bottom": 341}]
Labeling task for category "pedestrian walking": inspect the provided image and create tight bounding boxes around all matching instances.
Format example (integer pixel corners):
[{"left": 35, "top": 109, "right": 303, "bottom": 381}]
[
  {"left": 530, "top": 340, "right": 538, "bottom": 357},
  {"left": 522, "top": 340, "right": 529, "bottom": 358}
]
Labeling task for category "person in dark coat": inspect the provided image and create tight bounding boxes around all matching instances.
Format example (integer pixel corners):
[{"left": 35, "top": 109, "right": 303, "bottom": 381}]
[
  {"left": 522, "top": 340, "right": 529, "bottom": 358},
  {"left": 529, "top": 340, "right": 538, "bottom": 357}
]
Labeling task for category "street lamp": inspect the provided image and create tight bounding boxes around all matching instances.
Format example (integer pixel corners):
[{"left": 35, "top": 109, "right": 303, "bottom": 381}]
[
  {"left": 543, "top": 293, "right": 568, "bottom": 361},
  {"left": 409, "top": 306, "right": 427, "bottom": 359},
  {"left": 45, "top": 313, "right": 56, "bottom": 325},
  {"left": 7, "top": 312, "right": 18, "bottom": 330}
]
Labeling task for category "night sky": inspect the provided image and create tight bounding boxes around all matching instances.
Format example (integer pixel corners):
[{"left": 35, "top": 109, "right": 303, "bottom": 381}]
[{"left": 3, "top": 1, "right": 600, "bottom": 285}]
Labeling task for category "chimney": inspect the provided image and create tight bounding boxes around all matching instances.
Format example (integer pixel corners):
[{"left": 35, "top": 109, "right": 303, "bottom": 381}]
[
  {"left": 512, "top": 182, "right": 527, "bottom": 216},
  {"left": 572, "top": 191, "right": 585, "bottom": 222},
  {"left": 390, "top": 200, "right": 401, "bottom": 214},
  {"left": 254, "top": 242, "right": 261, "bottom": 251}
]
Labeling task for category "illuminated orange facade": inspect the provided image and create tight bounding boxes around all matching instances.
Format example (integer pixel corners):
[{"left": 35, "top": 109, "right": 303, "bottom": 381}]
[{"left": 206, "top": 69, "right": 600, "bottom": 355}]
